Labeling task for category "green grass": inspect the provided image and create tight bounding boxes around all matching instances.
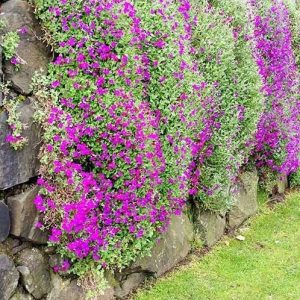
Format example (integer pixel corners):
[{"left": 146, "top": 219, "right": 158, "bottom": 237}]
[{"left": 135, "top": 191, "right": 300, "bottom": 300}]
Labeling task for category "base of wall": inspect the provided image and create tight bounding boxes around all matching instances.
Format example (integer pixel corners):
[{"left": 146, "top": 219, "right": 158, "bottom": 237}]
[{"left": 0, "top": 168, "right": 282, "bottom": 300}]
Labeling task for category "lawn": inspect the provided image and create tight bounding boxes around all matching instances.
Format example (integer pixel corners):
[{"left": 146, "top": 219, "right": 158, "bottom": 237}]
[{"left": 135, "top": 191, "right": 300, "bottom": 300}]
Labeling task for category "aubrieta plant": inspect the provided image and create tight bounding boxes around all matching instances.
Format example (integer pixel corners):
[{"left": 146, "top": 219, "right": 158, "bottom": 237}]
[
  {"left": 32, "top": 0, "right": 208, "bottom": 277},
  {"left": 2, "top": 31, "right": 19, "bottom": 60},
  {"left": 248, "top": 0, "right": 300, "bottom": 180},
  {"left": 283, "top": 0, "right": 300, "bottom": 67},
  {"left": 0, "top": 21, "right": 27, "bottom": 68},
  {"left": 191, "top": 0, "right": 263, "bottom": 211},
  {"left": 30, "top": 0, "right": 300, "bottom": 284},
  {"left": 1, "top": 83, "right": 28, "bottom": 150},
  {"left": 1, "top": 31, "right": 23, "bottom": 68}
]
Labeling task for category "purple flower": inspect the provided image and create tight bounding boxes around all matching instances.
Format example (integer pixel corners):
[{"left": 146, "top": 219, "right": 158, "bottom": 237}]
[{"left": 51, "top": 80, "right": 61, "bottom": 89}]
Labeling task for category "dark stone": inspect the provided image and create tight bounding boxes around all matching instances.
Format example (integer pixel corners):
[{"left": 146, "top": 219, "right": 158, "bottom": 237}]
[
  {"left": 7, "top": 185, "right": 48, "bottom": 244},
  {"left": 0, "top": 98, "right": 42, "bottom": 190},
  {"left": 16, "top": 248, "right": 52, "bottom": 299},
  {"left": 0, "top": 254, "right": 19, "bottom": 300},
  {"left": 1, "top": 0, "right": 51, "bottom": 95},
  {"left": 228, "top": 170, "right": 259, "bottom": 228},
  {"left": 0, "top": 201, "right": 10, "bottom": 242}
]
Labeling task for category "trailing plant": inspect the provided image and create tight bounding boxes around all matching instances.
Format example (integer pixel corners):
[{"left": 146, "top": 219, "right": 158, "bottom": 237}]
[
  {"left": 248, "top": 0, "right": 300, "bottom": 183},
  {"left": 1, "top": 25, "right": 27, "bottom": 68},
  {"left": 1, "top": 83, "right": 28, "bottom": 150},
  {"left": 2, "top": 31, "right": 19, "bottom": 60},
  {"left": 283, "top": 0, "right": 300, "bottom": 67},
  {"left": 190, "top": 0, "right": 263, "bottom": 211},
  {"left": 32, "top": 0, "right": 206, "bottom": 279},
  {"left": 290, "top": 169, "right": 300, "bottom": 188}
]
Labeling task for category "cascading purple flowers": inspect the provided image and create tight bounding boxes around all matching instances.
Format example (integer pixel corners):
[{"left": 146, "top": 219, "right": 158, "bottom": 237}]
[
  {"left": 33, "top": 0, "right": 209, "bottom": 272},
  {"left": 249, "top": 0, "right": 300, "bottom": 176}
]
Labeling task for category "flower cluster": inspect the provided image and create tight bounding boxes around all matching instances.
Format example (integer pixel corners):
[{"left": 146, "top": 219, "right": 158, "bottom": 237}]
[
  {"left": 249, "top": 0, "right": 300, "bottom": 177},
  {"left": 190, "top": 0, "right": 263, "bottom": 211},
  {"left": 2, "top": 90, "right": 28, "bottom": 150},
  {"left": 33, "top": 0, "right": 208, "bottom": 273}
]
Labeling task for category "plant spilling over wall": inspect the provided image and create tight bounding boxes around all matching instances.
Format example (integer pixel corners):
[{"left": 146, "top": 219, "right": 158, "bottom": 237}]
[
  {"left": 32, "top": 0, "right": 206, "bottom": 278},
  {"left": 249, "top": 0, "right": 300, "bottom": 178},
  {"left": 191, "top": 0, "right": 263, "bottom": 210},
  {"left": 28, "top": 0, "right": 300, "bottom": 282},
  {"left": 284, "top": 0, "right": 300, "bottom": 68}
]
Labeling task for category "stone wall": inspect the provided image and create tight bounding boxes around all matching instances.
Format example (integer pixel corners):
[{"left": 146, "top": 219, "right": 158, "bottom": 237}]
[
  {"left": 0, "top": 165, "right": 265, "bottom": 300},
  {"left": 0, "top": 1, "right": 289, "bottom": 300}
]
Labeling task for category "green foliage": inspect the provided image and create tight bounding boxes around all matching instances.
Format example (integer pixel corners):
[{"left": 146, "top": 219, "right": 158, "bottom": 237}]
[
  {"left": 29, "top": 0, "right": 300, "bottom": 288},
  {"left": 1, "top": 83, "right": 28, "bottom": 150},
  {"left": 134, "top": 1, "right": 205, "bottom": 206},
  {"left": 191, "top": 0, "right": 263, "bottom": 211},
  {"left": 290, "top": 169, "right": 300, "bottom": 188},
  {"left": 2, "top": 31, "right": 20, "bottom": 60},
  {"left": 31, "top": 0, "right": 203, "bottom": 279},
  {"left": 284, "top": 0, "right": 300, "bottom": 67},
  {"left": 0, "top": 19, "right": 6, "bottom": 30}
]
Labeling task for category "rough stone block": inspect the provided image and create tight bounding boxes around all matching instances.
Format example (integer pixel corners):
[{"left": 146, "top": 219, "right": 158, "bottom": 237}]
[
  {"left": 0, "top": 254, "right": 19, "bottom": 300},
  {"left": 194, "top": 210, "right": 226, "bottom": 247},
  {"left": 114, "top": 272, "right": 146, "bottom": 299},
  {"left": 47, "top": 273, "right": 115, "bottom": 300},
  {"left": 0, "top": 0, "right": 51, "bottom": 95},
  {"left": 9, "top": 288, "right": 34, "bottom": 300},
  {"left": 0, "top": 98, "right": 41, "bottom": 190},
  {"left": 7, "top": 185, "right": 48, "bottom": 244},
  {"left": 0, "top": 201, "right": 10, "bottom": 242},
  {"left": 228, "top": 170, "right": 259, "bottom": 229},
  {"left": 16, "top": 248, "right": 52, "bottom": 299},
  {"left": 133, "top": 213, "right": 194, "bottom": 278}
]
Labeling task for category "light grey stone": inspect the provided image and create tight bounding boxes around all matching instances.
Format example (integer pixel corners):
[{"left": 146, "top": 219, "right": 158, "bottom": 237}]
[
  {"left": 0, "top": 254, "right": 19, "bottom": 300},
  {"left": 47, "top": 273, "right": 115, "bottom": 300},
  {"left": 194, "top": 210, "right": 226, "bottom": 247},
  {"left": 228, "top": 170, "right": 259, "bottom": 228},
  {"left": 10, "top": 287, "right": 34, "bottom": 300},
  {"left": 16, "top": 248, "right": 51, "bottom": 299},
  {"left": 133, "top": 213, "right": 194, "bottom": 278},
  {"left": 114, "top": 272, "right": 146, "bottom": 299}
]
